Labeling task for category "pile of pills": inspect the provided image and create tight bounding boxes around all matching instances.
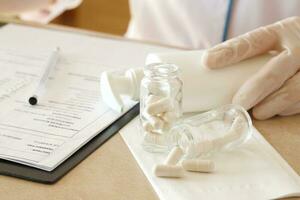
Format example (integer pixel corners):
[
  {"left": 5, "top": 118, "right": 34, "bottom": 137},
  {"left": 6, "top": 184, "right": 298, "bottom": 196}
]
[
  {"left": 140, "top": 63, "right": 183, "bottom": 152},
  {"left": 153, "top": 116, "right": 247, "bottom": 178},
  {"left": 142, "top": 94, "right": 177, "bottom": 135},
  {"left": 153, "top": 146, "right": 215, "bottom": 178},
  {"left": 183, "top": 116, "right": 245, "bottom": 158}
]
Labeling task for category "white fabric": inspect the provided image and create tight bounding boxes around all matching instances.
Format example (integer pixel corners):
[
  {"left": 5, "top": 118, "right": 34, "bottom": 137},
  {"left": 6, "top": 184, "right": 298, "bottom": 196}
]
[
  {"left": 126, "top": 0, "right": 300, "bottom": 49},
  {"left": 120, "top": 117, "right": 300, "bottom": 200}
]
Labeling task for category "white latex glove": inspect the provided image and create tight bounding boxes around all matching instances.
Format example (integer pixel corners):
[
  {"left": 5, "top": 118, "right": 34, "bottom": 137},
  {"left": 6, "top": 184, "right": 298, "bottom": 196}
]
[{"left": 202, "top": 17, "right": 300, "bottom": 120}]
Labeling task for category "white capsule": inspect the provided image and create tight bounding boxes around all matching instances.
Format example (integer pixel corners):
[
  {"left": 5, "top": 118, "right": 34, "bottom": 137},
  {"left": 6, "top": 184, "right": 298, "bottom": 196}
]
[
  {"left": 145, "top": 95, "right": 162, "bottom": 105},
  {"left": 142, "top": 121, "right": 154, "bottom": 132},
  {"left": 161, "top": 111, "right": 177, "bottom": 123},
  {"left": 152, "top": 117, "right": 165, "bottom": 130},
  {"left": 182, "top": 159, "right": 215, "bottom": 173},
  {"left": 142, "top": 112, "right": 165, "bottom": 130},
  {"left": 212, "top": 137, "right": 227, "bottom": 148},
  {"left": 165, "top": 146, "right": 184, "bottom": 165},
  {"left": 229, "top": 116, "right": 244, "bottom": 135},
  {"left": 209, "top": 116, "right": 245, "bottom": 149},
  {"left": 153, "top": 164, "right": 184, "bottom": 178},
  {"left": 231, "top": 116, "right": 244, "bottom": 131},
  {"left": 217, "top": 117, "right": 245, "bottom": 145},
  {"left": 145, "top": 97, "right": 173, "bottom": 116},
  {"left": 162, "top": 121, "right": 172, "bottom": 131}
]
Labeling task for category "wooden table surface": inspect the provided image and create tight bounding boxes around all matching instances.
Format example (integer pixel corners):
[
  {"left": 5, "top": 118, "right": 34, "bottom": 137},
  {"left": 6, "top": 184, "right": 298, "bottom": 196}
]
[
  {"left": 0, "top": 24, "right": 299, "bottom": 200},
  {"left": 1, "top": 111, "right": 300, "bottom": 200},
  {"left": 0, "top": 1, "right": 300, "bottom": 199}
]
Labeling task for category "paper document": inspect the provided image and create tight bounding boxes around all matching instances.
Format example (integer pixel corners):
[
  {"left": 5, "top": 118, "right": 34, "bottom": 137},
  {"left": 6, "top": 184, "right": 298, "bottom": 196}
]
[
  {"left": 0, "top": 24, "right": 175, "bottom": 171},
  {"left": 0, "top": 48, "right": 123, "bottom": 171},
  {"left": 121, "top": 118, "right": 300, "bottom": 200}
]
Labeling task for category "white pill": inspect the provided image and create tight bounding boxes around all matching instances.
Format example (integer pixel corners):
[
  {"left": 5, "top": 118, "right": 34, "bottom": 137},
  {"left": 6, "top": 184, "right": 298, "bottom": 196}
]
[
  {"left": 145, "top": 97, "right": 173, "bottom": 115},
  {"left": 231, "top": 116, "right": 244, "bottom": 130},
  {"left": 182, "top": 159, "right": 215, "bottom": 173},
  {"left": 142, "top": 121, "right": 154, "bottom": 132},
  {"left": 217, "top": 117, "right": 245, "bottom": 145},
  {"left": 212, "top": 137, "right": 227, "bottom": 148},
  {"left": 143, "top": 112, "right": 165, "bottom": 130},
  {"left": 161, "top": 111, "right": 177, "bottom": 123},
  {"left": 162, "top": 122, "right": 172, "bottom": 131},
  {"left": 209, "top": 116, "right": 245, "bottom": 149},
  {"left": 165, "top": 146, "right": 184, "bottom": 165},
  {"left": 153, "top": 164, "right": 184, "bottom": 178},
  {"left": 145, "top": 95, "right": 162, "bottom": 105},
  {"left": 152, "top": 117, "right": 165, "bottom": 130},
  {"left": 228, "top": 116, "right": 244, "bottom": 135}
]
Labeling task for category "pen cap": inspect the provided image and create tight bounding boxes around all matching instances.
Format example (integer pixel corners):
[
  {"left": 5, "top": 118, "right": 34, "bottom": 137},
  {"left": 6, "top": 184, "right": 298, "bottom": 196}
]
[{"left": 100, "top": 68, "right": 143, "bottom": 112}]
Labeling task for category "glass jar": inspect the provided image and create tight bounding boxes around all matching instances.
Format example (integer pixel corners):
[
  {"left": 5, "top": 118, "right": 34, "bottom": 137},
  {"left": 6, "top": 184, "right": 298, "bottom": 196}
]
[
  {"left": 140, "top": 63, "right": 183, "bottom": 152},
  {"left": 170, "top": 104, "right": 252, "bottom": 159}
]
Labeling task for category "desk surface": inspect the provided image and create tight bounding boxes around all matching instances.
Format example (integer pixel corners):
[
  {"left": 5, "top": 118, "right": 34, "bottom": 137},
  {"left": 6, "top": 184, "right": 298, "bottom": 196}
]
[{"left": 0, "top": 21, "right": 299, "bottom": 200}]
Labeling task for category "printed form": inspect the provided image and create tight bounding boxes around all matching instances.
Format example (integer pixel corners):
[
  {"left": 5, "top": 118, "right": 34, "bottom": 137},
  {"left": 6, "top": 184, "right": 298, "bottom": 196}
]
[
  {"left": 0, "top": 48, "right": 124, "bottom": 171},
  {"left": 0, "top": 24, "right": 174, "bottom": 171}
]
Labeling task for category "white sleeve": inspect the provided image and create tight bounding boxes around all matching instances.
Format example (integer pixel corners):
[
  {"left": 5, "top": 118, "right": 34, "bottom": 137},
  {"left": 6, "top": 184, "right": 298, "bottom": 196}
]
[
  {"left": 126, "top": 0, "right": 300, "bottom": 50},
  {"left": 125, "top": 0, "right": 226, "bottom": 49}
]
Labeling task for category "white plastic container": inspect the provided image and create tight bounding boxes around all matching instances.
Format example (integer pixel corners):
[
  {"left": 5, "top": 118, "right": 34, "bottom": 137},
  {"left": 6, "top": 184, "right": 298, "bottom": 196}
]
[
  {"left": 146, "top": 50, "right": 272, "bottom": 112},
  {"left": 101, "top": 50, "right": 272, "bottom": 113}
]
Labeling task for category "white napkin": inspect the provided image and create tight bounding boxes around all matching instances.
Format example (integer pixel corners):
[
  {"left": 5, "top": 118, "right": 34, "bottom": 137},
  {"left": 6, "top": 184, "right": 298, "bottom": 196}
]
[{"left": 120, "top": 117, "right": 300, "bottom": 200}]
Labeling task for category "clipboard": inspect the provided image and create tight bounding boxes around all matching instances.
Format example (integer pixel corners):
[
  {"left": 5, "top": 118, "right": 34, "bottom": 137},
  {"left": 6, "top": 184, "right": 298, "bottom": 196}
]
[{"left": 0, "top": 22, "right": 140, "bottom": 184}]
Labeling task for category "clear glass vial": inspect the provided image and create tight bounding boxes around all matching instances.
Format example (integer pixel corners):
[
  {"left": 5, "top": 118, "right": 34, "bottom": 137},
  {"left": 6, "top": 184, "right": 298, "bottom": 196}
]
[
  {"left": 170, "top": 104, "right": 252, "bottom": 159},
  {"left": 140, "top": 63, "right": 183, "bottom": 152}
]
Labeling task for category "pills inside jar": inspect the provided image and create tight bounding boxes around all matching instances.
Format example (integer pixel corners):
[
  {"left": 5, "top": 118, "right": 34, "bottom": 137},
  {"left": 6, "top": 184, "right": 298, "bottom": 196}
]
[{"left": 140, "top": 63, "right": 183, "bottom": 152}]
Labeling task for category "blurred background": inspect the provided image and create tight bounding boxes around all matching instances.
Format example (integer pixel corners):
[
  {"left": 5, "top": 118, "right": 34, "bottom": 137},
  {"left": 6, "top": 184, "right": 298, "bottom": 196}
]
[
  {"left": 0, "top": 0, "right": 130, "bottom": 36},
  {"left": 53, "top": 0, "right": 130, "bottom": 35},
  {"left": 2, "top": 1, "right": 300, "bottom": 50}
]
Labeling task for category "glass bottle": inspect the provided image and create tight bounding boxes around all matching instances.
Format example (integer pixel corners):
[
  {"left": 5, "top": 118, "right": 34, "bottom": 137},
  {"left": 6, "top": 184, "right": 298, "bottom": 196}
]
[
  {"left": 140, "top": 63, "right": 183, "bottom": 152},
  {"left": 170, "top": 104, "right": 252, "bottom": 159}
]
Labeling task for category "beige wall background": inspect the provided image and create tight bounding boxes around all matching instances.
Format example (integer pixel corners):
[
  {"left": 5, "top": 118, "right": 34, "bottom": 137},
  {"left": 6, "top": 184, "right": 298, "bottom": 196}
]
[{"left": 52, "top": 0, "right": 130, "bottom": 35}]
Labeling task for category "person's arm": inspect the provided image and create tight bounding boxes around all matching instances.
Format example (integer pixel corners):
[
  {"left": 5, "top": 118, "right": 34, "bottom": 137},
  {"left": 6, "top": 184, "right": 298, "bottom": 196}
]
[{"left": 202, "top": 17, "right": 300, "bottom": 120}]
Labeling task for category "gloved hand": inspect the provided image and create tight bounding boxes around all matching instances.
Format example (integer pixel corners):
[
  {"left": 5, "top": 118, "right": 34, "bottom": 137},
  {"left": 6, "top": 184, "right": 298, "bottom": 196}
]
[{"left": 202, "top": 17, "right": 300, "bottom": 120}]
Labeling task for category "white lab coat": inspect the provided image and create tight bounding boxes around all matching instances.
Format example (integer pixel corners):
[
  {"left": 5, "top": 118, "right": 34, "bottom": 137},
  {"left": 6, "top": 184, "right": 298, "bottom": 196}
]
[{"left": 126, "top": 0, "right": 300, "bottom": 49}]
